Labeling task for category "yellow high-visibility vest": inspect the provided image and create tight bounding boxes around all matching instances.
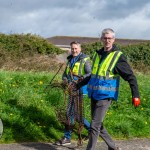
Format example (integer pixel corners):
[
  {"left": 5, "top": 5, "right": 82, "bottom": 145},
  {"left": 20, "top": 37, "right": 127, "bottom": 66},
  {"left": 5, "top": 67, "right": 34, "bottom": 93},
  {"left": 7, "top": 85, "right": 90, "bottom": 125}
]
[
  {"left": 66, "top": 57, "right": 90, "bottom": 76},
  {"left": 92, "top": 51, "right": 122, "bottom": 78}
]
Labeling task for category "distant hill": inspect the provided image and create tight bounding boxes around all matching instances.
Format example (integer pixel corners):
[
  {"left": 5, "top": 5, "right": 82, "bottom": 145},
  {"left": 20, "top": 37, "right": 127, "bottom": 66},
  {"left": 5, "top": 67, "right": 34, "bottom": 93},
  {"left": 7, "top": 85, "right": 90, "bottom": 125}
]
[{"left": 47, "top": 36, "right": 150, "bottom": 49}]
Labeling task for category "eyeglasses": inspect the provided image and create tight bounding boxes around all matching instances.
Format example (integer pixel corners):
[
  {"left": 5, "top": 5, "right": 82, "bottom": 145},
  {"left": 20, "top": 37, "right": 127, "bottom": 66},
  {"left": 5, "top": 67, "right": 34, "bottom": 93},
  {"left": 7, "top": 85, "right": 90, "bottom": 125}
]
[{"left": 102, "top": 37, "right": 114, "bottom": 41}]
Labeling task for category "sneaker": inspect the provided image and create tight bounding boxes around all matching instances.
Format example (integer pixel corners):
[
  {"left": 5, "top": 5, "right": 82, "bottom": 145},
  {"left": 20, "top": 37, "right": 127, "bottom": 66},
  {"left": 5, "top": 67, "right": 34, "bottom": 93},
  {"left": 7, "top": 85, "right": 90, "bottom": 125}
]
[{"left": 55, "top": 137, "right": 71, "bottom": 146}]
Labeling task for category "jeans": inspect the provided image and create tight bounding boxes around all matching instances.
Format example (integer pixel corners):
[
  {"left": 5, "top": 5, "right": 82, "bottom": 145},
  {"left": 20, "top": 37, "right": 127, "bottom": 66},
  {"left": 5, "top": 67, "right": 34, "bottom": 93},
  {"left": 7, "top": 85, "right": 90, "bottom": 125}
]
[
  {"left": 64, "top": 89, "right": 90, "bottom": 140},
  {"left": 64, "top": 118, "right": 90, "bottom": 140}
]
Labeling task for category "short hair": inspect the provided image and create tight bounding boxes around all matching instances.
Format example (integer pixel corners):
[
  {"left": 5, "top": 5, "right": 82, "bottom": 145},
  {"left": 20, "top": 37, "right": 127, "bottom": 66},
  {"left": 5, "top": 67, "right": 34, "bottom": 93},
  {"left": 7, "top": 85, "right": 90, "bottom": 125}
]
[
  {"left": 101, "top": 28, "right": 115, "bottom": 38},
  {"left": 70, "top": 41, "right": 81, "bottom": 47}
]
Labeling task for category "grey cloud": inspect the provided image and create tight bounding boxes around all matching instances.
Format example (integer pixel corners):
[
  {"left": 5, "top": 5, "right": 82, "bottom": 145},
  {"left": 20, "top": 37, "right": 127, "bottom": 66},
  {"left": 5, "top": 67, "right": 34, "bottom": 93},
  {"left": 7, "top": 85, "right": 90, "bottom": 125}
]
[
  {"left": 0, "top": 0, "right": 89, "bottom": 13},
  {"left": 0, "top": 0, "right": 91, "bottom": 25},
  {"left": 91, "top": 0, "right": 150, "bottom": 20},
  {"left": 1, "top": 0, "right": 150, "bottom": 39}
]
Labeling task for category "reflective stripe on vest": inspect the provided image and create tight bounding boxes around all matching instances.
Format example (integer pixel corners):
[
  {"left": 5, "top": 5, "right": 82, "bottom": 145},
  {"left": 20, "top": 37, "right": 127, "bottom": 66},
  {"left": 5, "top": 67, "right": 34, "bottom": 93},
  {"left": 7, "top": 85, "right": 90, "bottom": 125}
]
[
  {"left": 88, "top": 84, "right": 118, "bottom": 91},
  {"left": 91, "top": 74, "right": 120, "bottom": 80}
]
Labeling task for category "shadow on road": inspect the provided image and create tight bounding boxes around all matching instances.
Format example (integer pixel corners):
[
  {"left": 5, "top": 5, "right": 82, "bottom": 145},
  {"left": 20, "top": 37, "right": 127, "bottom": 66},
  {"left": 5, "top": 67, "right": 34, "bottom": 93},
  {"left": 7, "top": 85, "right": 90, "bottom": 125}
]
[{"left": 21, "top": 142, "right": 57, "bottom": 150}]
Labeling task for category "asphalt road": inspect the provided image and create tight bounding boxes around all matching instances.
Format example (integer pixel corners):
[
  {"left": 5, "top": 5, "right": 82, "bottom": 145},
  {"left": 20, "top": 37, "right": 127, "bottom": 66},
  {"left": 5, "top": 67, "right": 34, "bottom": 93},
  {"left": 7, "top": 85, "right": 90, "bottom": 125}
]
[{"left": 0, "top": 138, "right": 150, "bottom": 150}]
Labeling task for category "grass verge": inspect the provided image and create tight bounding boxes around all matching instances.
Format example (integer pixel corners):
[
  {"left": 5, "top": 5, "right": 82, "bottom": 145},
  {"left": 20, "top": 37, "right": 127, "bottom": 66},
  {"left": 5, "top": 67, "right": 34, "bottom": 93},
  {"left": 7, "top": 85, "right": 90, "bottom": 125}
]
[{"left": 0, "top": 71, "right": 149, "bottom": 143}]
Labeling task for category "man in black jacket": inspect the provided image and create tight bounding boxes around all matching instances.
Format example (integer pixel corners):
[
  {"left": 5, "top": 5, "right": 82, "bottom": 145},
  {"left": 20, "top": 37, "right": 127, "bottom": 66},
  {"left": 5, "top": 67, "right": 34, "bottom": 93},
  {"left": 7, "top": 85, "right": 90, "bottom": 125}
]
[{"left": 77, "top": 28, "right": 140, "bottom": 150}]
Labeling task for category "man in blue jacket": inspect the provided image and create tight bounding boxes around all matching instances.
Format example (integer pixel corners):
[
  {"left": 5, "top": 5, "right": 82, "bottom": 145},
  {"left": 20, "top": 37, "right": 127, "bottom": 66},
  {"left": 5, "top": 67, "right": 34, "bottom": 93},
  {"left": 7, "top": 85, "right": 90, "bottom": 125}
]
[{"left": 56, "top": 41, "right": 91, "bottom": 146}]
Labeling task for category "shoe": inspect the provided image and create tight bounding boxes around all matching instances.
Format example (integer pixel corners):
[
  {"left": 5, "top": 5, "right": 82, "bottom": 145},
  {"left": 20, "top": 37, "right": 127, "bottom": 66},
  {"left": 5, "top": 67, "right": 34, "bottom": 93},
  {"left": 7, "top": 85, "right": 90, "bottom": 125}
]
[{"left": 55, "top": 137, "right": 71, "bottom": 146}]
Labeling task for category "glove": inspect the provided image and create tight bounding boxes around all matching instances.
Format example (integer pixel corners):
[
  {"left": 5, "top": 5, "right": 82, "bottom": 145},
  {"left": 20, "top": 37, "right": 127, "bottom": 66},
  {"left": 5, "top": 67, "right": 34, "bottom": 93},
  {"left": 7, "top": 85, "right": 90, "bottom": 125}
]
[{"left": 132, "top": 98, "right": 140, "bottom": 108}]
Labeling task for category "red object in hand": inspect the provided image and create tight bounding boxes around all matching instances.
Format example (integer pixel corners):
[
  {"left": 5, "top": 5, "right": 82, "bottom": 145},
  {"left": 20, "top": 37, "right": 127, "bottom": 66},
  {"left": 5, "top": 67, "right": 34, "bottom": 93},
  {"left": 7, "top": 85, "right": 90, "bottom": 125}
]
[{"left": 132, "top": 98, "right": 140, "bottom": 108}]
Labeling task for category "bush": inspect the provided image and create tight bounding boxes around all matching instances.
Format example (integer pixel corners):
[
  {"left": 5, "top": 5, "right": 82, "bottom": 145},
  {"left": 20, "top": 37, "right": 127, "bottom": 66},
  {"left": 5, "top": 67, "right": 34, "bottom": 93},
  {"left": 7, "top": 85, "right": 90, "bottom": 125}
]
[
  {"left": 0, "top": 33, "right": 63, "bottom": 59},
  {"left": 81, "top": 42, "right": 103, "bottom": 58},
  {"left": 121, "top": 43, "right": 150, "bottom": 66}
]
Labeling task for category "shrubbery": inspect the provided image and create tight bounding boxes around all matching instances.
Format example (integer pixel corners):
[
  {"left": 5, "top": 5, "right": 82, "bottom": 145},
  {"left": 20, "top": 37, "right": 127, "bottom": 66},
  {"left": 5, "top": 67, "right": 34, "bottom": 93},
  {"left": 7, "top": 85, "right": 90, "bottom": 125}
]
[
  {"left": 0, "top": 33, "right": 150, "bottom": 73},
  {"left": 81, "top": 41, "right": 103, "bottom": 56},
  {"left": 121, "top": 43, "right": 150, "bottom": 66},
  {"left": 0, "top": 33, "right": 63, "bottom": 59}
]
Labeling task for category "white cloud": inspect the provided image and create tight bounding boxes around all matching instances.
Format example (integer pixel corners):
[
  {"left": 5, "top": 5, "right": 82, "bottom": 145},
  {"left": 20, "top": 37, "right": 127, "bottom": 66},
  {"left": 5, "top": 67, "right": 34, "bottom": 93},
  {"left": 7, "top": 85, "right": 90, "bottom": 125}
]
[{"left": 0, "top": 0, "right": 150, "bottom": 39}]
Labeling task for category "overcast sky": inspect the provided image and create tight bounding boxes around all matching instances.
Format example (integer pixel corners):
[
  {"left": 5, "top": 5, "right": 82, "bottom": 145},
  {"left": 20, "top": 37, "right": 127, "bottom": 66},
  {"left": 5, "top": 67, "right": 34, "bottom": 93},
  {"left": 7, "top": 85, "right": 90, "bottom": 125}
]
[{"left": 1, "top": 0, "right": 150, "bottom": 39}]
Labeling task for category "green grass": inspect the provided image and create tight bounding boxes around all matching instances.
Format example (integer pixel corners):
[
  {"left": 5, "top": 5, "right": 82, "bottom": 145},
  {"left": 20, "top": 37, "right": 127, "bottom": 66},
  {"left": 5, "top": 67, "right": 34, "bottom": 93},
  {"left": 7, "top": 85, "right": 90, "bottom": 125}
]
[
  {"left": 105, "top": 73, "right": 150, "bottom": 139},
  {"left": 0, "top": 71, "right": 64, "bottom": 143},
  {"left": 0, "top": 71, "right": 149, "bottom": 143}
]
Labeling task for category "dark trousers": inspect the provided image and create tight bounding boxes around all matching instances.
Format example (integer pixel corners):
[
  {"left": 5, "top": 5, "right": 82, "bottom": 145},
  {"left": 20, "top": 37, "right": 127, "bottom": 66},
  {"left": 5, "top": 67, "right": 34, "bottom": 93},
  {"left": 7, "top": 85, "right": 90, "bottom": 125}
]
[{"left": 86, "top": 98, "right": 116, "bottom": 150}]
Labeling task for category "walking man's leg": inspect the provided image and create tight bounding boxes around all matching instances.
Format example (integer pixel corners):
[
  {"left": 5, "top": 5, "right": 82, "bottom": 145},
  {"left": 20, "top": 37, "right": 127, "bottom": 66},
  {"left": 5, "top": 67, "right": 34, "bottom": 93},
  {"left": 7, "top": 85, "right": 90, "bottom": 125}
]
[
  {"left": 99, "top": 124, "right": 115, "bottom": 149},
  {"left": 86, "top": 99, "right": 114, "bottom": 150}
]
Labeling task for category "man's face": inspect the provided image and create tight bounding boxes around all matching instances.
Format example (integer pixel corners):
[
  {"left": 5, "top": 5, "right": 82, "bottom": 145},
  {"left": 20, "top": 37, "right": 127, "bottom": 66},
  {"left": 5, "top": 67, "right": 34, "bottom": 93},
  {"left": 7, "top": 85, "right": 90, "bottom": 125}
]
[
  {"left": 71, "top": 44, "right": 81, "bottom": 57},
  {"left": 101, "top": 33, "right": 115, "bottom": 50}
]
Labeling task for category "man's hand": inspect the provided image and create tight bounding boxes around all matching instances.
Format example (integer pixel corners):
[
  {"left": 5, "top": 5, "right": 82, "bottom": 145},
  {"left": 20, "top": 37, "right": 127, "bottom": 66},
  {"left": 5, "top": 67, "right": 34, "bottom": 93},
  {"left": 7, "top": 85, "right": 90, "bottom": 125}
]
[
  {"left": 62, "top": 79, "right": 68, "bottom": 88},
  {"left": 67, "top": 81, "right": 78, "bottom": 92},
  {"left": 132, "top": 98, "right": 140, "bottom": 108}
]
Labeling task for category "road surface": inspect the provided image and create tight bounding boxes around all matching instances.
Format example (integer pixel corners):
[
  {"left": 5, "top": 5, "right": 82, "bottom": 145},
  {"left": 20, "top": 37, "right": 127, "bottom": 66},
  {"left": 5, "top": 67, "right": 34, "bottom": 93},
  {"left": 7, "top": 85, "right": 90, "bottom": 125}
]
[{"left": 0, "top": 138, "right": 150, "bottom": 150}]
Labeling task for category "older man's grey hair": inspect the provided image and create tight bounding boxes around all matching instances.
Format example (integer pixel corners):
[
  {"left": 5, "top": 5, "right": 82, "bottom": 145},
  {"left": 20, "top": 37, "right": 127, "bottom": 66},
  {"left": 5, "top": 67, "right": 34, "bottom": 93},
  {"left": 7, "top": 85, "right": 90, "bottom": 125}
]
[{"left": 101, "top": 28, "right": 115, "bottom": 38}]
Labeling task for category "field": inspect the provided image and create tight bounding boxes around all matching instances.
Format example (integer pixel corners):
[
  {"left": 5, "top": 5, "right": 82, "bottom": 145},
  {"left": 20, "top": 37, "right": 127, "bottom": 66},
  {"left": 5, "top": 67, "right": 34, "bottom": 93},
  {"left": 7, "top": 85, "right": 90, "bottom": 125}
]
[{"left": 0, "top": 71, "right": 149, "bottom": 143}]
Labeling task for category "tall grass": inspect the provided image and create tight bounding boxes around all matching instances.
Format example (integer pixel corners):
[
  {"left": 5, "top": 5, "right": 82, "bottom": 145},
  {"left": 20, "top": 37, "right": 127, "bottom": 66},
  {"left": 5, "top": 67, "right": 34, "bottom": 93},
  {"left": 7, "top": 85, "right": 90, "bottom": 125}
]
[{"left": 0, "top": 71, "right": 149, "bottom": 143}]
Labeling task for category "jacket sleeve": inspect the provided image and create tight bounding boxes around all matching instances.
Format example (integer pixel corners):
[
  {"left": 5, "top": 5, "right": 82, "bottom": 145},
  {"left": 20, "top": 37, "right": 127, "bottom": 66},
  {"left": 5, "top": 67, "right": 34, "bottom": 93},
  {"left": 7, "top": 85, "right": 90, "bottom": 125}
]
[
  {"left": 114, "top": 54, "right": 140, "bottom": 98},
  {"left": 77, "top": 59, "right": 92, "bottom": 89},
  {"left": 83, "top": 59, "right": 92, "bottom": 79}
]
